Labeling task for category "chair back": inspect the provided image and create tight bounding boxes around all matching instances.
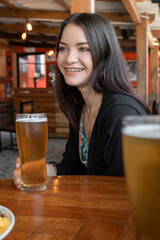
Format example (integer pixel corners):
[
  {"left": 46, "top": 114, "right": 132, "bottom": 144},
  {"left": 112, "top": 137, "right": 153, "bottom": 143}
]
[
  {"left": 152, "top": 100, "right": 159, "bottom": 115},
  {"left": 20, "top": 100, "right": 33, "bottom": 114}
]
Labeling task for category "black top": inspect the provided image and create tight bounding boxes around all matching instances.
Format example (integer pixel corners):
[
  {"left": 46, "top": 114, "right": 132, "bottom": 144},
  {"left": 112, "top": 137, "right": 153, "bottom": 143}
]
[{"left": 56, "top": 91, "right": 147, "bottom": 176}]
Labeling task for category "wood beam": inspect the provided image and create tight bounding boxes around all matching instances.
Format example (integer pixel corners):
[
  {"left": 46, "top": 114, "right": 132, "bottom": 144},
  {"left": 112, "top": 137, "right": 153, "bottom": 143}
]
[
  {"left": 56, "top": 0, "right": 70, "bottom": 11},
  {"left": 98, "top": 12, "right": 132, "bottom": 22},
  {"left": 0, "top": 8, "right": 69, "bottom": 20},
  {"left": 96, "top": 0, "right": 121, "bottom": 1},
  {"left": 150, "top": 45, "right": 159, "bottom": 103},
  {"left": 0, "top": 7, "right": 133, "bottom": 23},
  {"left": 0, "top": 23, "right": 137, "bottom": 40},
  {"left": 148, "top": 14, "right": 155, "bottom": 24},
  {"left": 136, "top": 13, "right": 148, "bottom": 104},
  {"left": 0, "top": 42, "right": 17, "bottom": 52},
  {"left": 122, "top": 0, "right": 141, "bottom": 24},
  {"left": 118, "top": 39, "right": 136, "bottom": 48},
  {"left": 71, "top": 0, "right": 95, "bottom": 13},
  {"left": 0, "top": 0, "right": 18, "bottom": 10},
  {"left": 0, "top": 31, "right": 57, "bottom": 43},
  {"left": 151, "top": 29, "right": 160, "bottom": 39},
  {"left": 9, "top": 40, "right": 55, "bottom": 49},
  {"left": 0, "top": 23, "right": 59, "bottom": 35},
  {"left": 147, "top": 27, "right": 155, "bottom": 48}
]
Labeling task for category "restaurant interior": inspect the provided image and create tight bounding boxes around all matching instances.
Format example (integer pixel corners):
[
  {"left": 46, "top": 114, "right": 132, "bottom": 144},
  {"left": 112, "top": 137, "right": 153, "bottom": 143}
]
[
  {"left": 0, "top": 1, "right": 160, "bottom": 239},
  {"left": 0, "top": 0, "right": 160, "bottom": 143}
]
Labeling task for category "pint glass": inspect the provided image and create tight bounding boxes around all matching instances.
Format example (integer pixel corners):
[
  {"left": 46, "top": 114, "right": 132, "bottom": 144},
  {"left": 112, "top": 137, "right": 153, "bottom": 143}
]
[
  {"left": 122, "top": 115, "right": 160, "bottom": 240},
  {"left": 16, "top": 113, "right": 48, "bottom": 192}
]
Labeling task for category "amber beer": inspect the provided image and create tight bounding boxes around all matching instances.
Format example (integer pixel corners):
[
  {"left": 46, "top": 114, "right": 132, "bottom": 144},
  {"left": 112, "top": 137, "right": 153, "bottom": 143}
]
[
  {"left": 16, "top": 113, "right": 48, "bottom": 191},
  {"left": 122, "top": 116, "right": 160, "bottom": 240}
]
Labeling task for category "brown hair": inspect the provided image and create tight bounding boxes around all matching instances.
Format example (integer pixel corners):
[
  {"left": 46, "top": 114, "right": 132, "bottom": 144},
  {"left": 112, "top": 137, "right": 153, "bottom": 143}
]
[{"left": 56, "top": 13, "right": 150, "bottom": 131}]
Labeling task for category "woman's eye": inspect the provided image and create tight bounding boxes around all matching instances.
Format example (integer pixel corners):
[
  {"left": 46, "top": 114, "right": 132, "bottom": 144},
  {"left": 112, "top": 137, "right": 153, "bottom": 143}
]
[
  {"left": 59, "top": 47, "right": 67, "bottom": 52},
  {"left": 80, "top": 47, "right": 90, "bottom": 52}
]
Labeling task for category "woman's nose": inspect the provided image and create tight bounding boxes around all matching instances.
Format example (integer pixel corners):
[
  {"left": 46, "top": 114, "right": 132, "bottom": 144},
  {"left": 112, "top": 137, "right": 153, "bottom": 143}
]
[{"left": 65, "top": 50, "right": 78, "bottom": 63}]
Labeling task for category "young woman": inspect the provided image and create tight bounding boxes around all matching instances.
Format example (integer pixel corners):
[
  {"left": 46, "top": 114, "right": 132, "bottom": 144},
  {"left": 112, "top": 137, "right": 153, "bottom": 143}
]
[{"left": 14, "top": 13, "right": 150, "bottom": 188}]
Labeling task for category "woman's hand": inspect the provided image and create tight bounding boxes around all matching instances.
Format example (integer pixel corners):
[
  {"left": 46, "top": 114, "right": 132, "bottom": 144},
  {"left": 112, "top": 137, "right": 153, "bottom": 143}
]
[
  {"left": 46, "top": 163, "right": 57, "bottom": 176},
  {"left": 13, "top": 158, "right": 57, "bottom": 189},
  {"left": 13, "top": 157, "right": 21, "bottom": 189}
]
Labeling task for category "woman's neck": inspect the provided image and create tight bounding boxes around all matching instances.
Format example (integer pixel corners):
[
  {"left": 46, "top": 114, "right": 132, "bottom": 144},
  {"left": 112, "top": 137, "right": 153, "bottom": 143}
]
[
  {"left": 84, "top": 90, "right": 102, "bottom": 114},
  {"left": 82, "top": 90, "right": 103, "bottom": 142}
]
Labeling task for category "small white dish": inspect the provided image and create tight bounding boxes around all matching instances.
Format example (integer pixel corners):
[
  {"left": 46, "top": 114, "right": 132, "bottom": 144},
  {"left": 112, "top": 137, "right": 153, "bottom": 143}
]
[{"left": 0, "top": 205, "right": 15, "bottom": 240}]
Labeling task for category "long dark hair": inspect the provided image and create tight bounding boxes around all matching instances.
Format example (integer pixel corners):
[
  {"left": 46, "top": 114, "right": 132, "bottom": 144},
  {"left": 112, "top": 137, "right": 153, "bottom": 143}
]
[{"left": 56, "top": 13, "right": 150, "bottom": 131}]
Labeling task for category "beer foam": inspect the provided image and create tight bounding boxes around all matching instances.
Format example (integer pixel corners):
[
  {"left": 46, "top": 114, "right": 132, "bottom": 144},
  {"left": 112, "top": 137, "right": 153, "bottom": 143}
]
[
  {"left": 122, "top": 124, "right": 160, "bottom": 139},
  {"left": 16, "top": 117, "right": 47, "bottom": 122}
]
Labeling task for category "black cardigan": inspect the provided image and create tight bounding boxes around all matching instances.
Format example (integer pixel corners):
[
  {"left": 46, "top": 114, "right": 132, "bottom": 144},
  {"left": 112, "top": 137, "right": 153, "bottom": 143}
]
[{"left": 56, "top": 91, "right": 147, "bottom": 176}]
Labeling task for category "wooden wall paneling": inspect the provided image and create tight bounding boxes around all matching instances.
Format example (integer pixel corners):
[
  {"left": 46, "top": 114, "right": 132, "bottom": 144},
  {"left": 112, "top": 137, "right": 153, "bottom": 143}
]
[
  {"left": 71, "top": 0, "right": 95, "bottom": 13},
  {"left": 0, "top": 49, "right": 6, "bottom": 77},
  {"left": 136, "top": 13, "right": 149, "bottom": 104},
  {"left": 14, "top": 88, "right": 69, "bottom": 138},
  {"left": 150, "top": 45, "right": 159, "bottom": 104}
]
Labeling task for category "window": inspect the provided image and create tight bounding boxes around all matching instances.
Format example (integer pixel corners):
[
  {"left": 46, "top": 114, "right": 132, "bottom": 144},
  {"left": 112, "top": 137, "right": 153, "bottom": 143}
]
[{"left": 18, "top": 53, "right": 46, "bottom": 88}]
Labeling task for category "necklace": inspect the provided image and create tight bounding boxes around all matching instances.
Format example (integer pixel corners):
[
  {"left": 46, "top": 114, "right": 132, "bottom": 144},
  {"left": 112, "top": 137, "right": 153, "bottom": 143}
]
[{"left": 83, "top": 94, "right": 102, "bottom": 142}]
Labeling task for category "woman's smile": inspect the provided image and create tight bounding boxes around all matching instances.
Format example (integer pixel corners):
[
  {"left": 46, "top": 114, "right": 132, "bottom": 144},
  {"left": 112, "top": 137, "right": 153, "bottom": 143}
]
[{"left": 65, "top": 68, "right": 84, "bottom": 72}]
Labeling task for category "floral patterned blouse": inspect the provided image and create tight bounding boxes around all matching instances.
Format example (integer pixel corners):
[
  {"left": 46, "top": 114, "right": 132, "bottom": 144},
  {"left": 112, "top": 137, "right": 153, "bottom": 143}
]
[{"left": 79, "top": 112, "right": 88, "bottom": 168}]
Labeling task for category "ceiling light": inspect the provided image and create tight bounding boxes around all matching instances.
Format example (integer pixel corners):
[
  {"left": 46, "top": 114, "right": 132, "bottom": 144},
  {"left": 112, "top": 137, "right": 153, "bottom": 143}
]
[
  {"left": 48, "top": 50, "right": 54, "bottom": 56},
  {"left": 154, "top": 42, "right": 159, "bottom": 46},
  {"left": 26, "top": 22, "right": 33, "bottom": 31},
  {"left": 21, "top": 32, "right": 27, "bottom": 40}
]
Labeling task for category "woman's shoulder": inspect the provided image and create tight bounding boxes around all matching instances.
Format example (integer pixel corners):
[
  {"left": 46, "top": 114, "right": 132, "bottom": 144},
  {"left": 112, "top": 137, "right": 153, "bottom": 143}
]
[
  {"left": 103, "top": 91, "right": 136, "bottom": 102},
  {"left": 101, "top": 91, "right": 147, "bottom": 115}
]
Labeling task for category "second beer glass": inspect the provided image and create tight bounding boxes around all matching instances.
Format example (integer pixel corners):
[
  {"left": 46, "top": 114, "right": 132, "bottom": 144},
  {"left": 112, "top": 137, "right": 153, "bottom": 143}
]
[
  {"left": 122, "top": 115, "right": 160, "bottom": 240},
  {"left": 16, "top": 113, "right": 48, "bottom": 192}
]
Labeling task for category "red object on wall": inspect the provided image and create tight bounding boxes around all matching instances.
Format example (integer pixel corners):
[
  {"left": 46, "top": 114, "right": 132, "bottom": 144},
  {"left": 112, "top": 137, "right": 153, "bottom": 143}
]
[
  {"left": 0, "top": 51, "right": 14, "bottom": 101},
  {"left": 6, "top": 51, "right": 13, "bottom": 82}
]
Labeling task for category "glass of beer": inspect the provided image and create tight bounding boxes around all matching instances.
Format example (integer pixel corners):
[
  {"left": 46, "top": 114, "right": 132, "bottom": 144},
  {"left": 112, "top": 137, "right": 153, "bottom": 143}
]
[
  {"left": 122, "top": 115, "right": 160, "bottom": 240},
  {"left": 16, "top": 113, "right": 48, "bottom": 192}
]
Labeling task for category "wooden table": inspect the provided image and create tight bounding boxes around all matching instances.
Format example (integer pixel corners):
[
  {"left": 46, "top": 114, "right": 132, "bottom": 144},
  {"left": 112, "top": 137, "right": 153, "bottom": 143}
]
[{"left": 0, "top": 175, "right": 137, "bottom": 240}]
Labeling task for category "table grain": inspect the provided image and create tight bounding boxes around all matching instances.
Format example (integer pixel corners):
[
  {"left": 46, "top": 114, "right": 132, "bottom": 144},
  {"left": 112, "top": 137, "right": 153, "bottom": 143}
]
[{"left": 0, "top": 175, "right": 137, "bottom": 240}]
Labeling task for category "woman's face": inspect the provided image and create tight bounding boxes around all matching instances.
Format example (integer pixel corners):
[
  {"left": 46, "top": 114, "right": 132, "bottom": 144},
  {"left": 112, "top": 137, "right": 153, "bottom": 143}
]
[{"left": 57, "top": 23, "right": 93, "bottom": 91}]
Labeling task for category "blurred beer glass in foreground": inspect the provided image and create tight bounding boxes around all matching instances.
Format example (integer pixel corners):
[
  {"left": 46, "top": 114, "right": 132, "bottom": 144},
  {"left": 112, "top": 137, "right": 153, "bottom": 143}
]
[
  {"left": 122, "top": 115, "right": 160, "bottom": 240},
  {"left": 16, "top": 113, "right": 48, "bottom": 192}
]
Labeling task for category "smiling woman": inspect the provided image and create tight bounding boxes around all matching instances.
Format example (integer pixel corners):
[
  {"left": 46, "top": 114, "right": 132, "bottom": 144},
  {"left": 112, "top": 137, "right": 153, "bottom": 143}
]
[
  {"left": 14, "top": 13, "right": 150, "bottom": 188},
  {"left": 53, "top": 13, "right": 150, "bottom": 175}
]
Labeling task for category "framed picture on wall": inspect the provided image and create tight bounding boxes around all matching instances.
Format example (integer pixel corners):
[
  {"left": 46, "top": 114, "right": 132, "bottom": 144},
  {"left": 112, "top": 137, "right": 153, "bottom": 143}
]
[
  {"left": 127, "top": 60, "right": 137, "bottom": 82},
  {"left": 7, "top": 69, "right": 12, "bottom": 77},
  {"left": 0, "top": 83, "right": 5, "bottom": 99},
  {"left": 7, "top": 56, "right": 11, "bottom": 66},
  {"left": 6, "top": 82, "right": 12, "bottom": 98}
]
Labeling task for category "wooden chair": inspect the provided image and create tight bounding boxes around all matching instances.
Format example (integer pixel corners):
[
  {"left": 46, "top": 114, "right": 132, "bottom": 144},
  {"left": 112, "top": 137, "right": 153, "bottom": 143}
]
[
  {"left": 0, "top": 102, "right": 16, "bottom": 152},
  {"left": 20, "top": 100, "right": 33, "bottom": 114},
  {"left": 0, "top": 100, "right": 34, "bottom": 152},
  {"left": 152, "top": 100, "right": 159, "bottom": 115}
]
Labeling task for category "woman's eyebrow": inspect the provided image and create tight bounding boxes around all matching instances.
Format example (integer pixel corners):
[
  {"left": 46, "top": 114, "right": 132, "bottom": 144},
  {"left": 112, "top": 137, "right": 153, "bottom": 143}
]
[
  {"left": 59, "top": 41, "right": 67, "bottom": 45},
  {"left": 59, "top": 41, "right": 89, "bottom": 46},
  {"left": 77, "top": 42, "right": 89, "bottom": 46}
]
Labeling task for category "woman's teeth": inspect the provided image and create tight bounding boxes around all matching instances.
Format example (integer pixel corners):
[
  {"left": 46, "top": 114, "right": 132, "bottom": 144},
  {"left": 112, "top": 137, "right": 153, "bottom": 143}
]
[{"left": 65, "top": 68, "right": 83, "bottom": 72}]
